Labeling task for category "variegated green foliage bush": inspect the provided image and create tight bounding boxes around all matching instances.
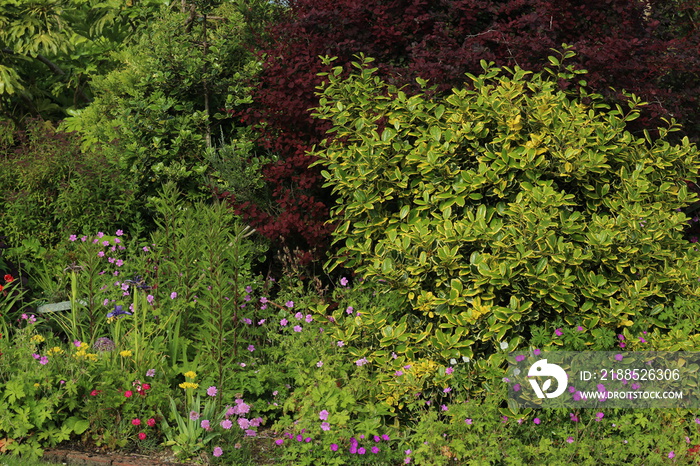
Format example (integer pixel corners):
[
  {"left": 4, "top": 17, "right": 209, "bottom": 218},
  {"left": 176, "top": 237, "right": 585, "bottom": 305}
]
[{"left": 312, "top": 55, "right": 700, "bottom": 367}]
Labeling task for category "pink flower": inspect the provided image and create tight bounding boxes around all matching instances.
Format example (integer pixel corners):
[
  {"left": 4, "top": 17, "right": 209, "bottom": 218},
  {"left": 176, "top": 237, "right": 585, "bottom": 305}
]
[
  {"left": 221, "top": 419, "right": 233, "bottom": 429},
  {"left": 293, "top": 325, "right": 302, "bottom": 332},
  {"left": 69, "top": 234, "right": 77, "bottom": 241},
  {"left": 319, "top": 410, "right": 329, "bottom": 421},
  {"left": 465, "top": 419, "right": 472, "bottom": 425},
  {"left": 132, "top": 418, "right": 141, "bottom": 426},
  {"left": 286, "top": 301, "right": 294, "bottom": 308},
  {"left": 124, "top": 390, "right": 133, "bottom": 398},
  {"left": 213, "top": 447, "right": 223, "bottom": 457},
  {"left": 147, "top": 418, "right": 156, "bottom": 427},
  {"left": 340, "top": 277, "right": 348, "bottom": 286},
  {"left": 321, "top": 422, "right": 330, "bottom": 431},
  {"left": 138, "top": 432, "right": 146, "bottom": 440},
  {"left": 533, "top": 418, "right": 541, "bottom": 425},
  {"left": 445, "top": 367, "right": 454, "bottom": 374},
  {"left": 207, "top": 386, "right": 218, "bottom": 397},
  {"left": 554, "top": 328, "right": 563, "bottom": 336},
  {"left": 201, "top": 420, "right": 210, "bottom": 429},
  {"left": 566, "top": 437, "right": 574, "bottom": 443}
]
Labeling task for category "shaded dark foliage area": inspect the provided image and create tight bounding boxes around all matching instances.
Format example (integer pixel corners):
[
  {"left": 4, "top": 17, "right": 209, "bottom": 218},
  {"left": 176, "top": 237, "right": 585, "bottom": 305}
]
[{"left": 236, "top": 0, "right": 700, "bottom": 261}]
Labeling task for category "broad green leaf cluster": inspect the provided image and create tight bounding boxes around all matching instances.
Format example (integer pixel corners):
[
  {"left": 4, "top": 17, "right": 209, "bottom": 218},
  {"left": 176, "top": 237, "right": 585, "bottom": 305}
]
[{"left": 313, "top": 55, "right": 700, "bottom": 367}]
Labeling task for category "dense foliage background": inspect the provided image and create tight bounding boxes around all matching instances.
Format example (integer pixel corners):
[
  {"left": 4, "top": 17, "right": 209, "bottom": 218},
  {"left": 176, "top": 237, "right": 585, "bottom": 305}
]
[{"left": 1, "top": 1, "right": 700, "bottom": 464}]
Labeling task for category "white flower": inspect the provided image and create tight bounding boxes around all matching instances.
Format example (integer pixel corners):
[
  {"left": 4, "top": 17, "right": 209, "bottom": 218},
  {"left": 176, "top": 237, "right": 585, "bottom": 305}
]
[
  {"left": 500, "top": 341, "right": 509, "bottom": 350},
  {"left": 449, "top": 358, "right": 457, "bottom": 365},
  {"left": 462, "top": 356, "right": 470, "bottom": 363},
  {"left": 513, "top": 368, "right": 521, "bottom": 376}
]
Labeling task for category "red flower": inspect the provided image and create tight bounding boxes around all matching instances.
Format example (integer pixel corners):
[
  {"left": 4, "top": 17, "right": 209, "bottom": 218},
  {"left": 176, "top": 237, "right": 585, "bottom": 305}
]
[
  {"left": 138, "top": 432, "right": 146, "bottom": 440},
  {"left": 147, "top": 418, "right": 156, "bottom": 427},
  {"left": 90, "top": 390, "right": 98, "bottom": 396},
  {"left": 132, "top": 418, "right": 141, "bottom": 426},
  {"left": 124, "top": 390, "right": 133, "bottom": 398},
  {"left": 142, "top": 383, "right": 151, "bottom": 391},
  {"left": 4, "top": 275, "right": 13, "bottom": 283}
]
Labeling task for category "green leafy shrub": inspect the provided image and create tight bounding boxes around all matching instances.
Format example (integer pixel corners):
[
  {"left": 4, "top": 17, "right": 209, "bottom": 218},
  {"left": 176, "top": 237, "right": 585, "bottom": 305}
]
[
  {"left": 312, "top": 54, "right": 700, "bottom": 398},
  {"left": 0, "top": 122, "right": 142, "bottom": 251}
]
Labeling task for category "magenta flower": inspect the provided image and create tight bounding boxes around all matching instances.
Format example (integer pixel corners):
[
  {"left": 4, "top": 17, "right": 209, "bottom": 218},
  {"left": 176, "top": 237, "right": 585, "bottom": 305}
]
[
  {"left": 321, "top": 422, "right": 330, "bottom": 431},
  {"left": 340, "top": 277, "right": 348, "bottom": 286},
  {"left": 248, "top": 345, "right": 255, "bottom": 352},
  {"left": 207, "top": 386, "right": 218, "bottom": 397},
  {"left": 213, "top": 447, "right": 223, "bottom": 457},
  {"left": 69, "top": 234, "right": 77, "bottom": 241},
  {"left": 40, "top": 356, "right": 49, "bottom": 365},
  {"left": 465, "top": 419, "right": 472, "bottom": 425},
  {"left": 567, "top": 437, "right": 574, "bottom": 443},
  {"left": 554, "top": 328, "right": 563, "bottom": 336},
  {"left": 445, "top": 367, "right": 454, "bottom": 374},
  {"left": 614, "top": 354, "right": 623, "bottom": 361},
  {"left": 330, "top": 444, "right": 338, "bottom": 451},
  {"left": 319, "top": 410, "right": 329, "bottom": 421},
  {"left": 116, "top": 229, "right": 123, "bottom": 236},
  {"left": 220, "top": 419, "right": 233, "bottom": 429},
  {"left": 285, "top": 301, "right": 294, "bottom": 308},
  {"left": 293, "top": 325, "right": 302, "bottom": 332},
  {"left": 275, "top": 439, "right": 284, "bottom": 446},
  {"left": 280, "top": 318, "right": 288, "bottom": 326},
  {"left": 346, "top": 306, "right": 354, "bottom": 314},
  {"left": 533, "top": 418, "right": 541, "bottom": 425}
]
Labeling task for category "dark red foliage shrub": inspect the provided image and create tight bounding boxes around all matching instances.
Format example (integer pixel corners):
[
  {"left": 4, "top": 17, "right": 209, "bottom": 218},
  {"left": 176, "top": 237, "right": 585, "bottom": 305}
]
[{"left": 238, "top": 0, "right": 700, "bottom": 262}]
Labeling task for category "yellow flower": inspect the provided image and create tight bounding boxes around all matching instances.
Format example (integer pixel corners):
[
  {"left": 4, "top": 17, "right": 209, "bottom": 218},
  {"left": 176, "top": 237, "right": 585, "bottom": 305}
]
[
  {"left": 48, "top": 346, "right": 63, "bottom": 355},
  {"left": 183, "top": 371, "right": 197, "bottom": 379},
  {"left": 79, "top": 342, "right": 89, "bottom": 350},
  {"left": 86, "top": 353, "right": 99, "bottom": 362},
  {"left": 74, "top": 350, "right": 87, "bottom": 359},
  {"left": 30, "top": 334, "right": 45, "bottom": 343},
  {"left": 178, "top": 382, "right": 199, "bottom": 390},
  {"left": 120, "top": 350, "right": 132, "bottom": 358},
  {"left": 33, "top": 383, "right": 40, "bottom": 388}
]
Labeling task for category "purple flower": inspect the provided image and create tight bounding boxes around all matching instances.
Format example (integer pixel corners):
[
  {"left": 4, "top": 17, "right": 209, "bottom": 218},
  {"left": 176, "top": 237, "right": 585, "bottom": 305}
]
[
  {"left": 69, "top": 234, "right": 77, "bottom": 241},
  {"left": 305, "top": 314, "right": 313, "bottom": 323},
  {"left": 330, "top": 444, "right": 338, "bottom": 451},
  {"left": 207, "top": 386, "right": 217, "bottom": 397},
  {"left": 248, "top": 345, "right": 255, "bottom": 352},
  {"left": 190, "top": 411, "right": 200, "bottom": 420},
  {"left": 107, "top": 305, "right": 132, "bottom": 319},
  {"left": 146, "top": 369, "right": 156, "bottom": 377},
  {"left": 554, "top": 328, "right": 563, "bottom": 336},
  {"left": 213, "top": 447, "right": 223, "bottom": 457},
  {"left": 321, "top": 422, "right": 330, "bottom": 431},
  {"left": 286, "top": 301, "right": 294, "bottom": 308},
  {"left": 356, "top": 357, "right": 368, "bottom": 366},
  {"left": 465, "top": 418, "right": 472, "bottom": 425},
  {"left": 340, "top": 277, "right": 348, "bottom": 287},
  {"left": 533, "top": 349, "right": 541, "bottom": 356},
  {"left": 275, "top": 439, "right": 284, "bottom": 446},
  {"left": 445, "top": 367, "right": 454, "bottom": 374},
  {"left": 147, "top": 294, "right": 154, "bottom": 304},
  {"left": 280, "top": 318, "right": 288, "bottom": 326},
  {"left": 337, "top": 341, "right": 345, "bottom": 347},
  {"left": 220, "top": 419, "right": 233, "bottom": 429},
  {"left": 614, "top": 354, "right": 623, "bottom": 361},
  {"left": 102, "top": 240, "right": 110, "bottom": 246},
  {"left": 293, "top": 325, "right": 302, "bottom": 332},
  {"left": 260, "top": 297, "right": 268, "bottom": 304},
  {"left": 533, "top": 418, "right": 540, "bottom": 425},
  {"left": 319, "top": 410, "right": 329, "bottom": 421},
  {"left": 116, "top": 229, "right": 123, "bottom": 236},
  {"left": 371, "top": 446, "right": 380, "bottom": 454},
  {"left": 201, "top": 420, "right": 210, "bottom": 429},
  {"left": 170, "top": 292, "right": 177, "bottom": 299},
  {"left": 346, "top": 306, "right": 354, "bottom": 314},
  {"left": 294, "top": 311, "right": 303, "bottom": 320},
  {"left": 515, "top": 354, "right": 526, "bottom": 362},
  {"left": 570, "top": 413, "right": 578, "bottom": 422},
  {"left": 577, "top": 326, "right": 584, "bottom": 331}
]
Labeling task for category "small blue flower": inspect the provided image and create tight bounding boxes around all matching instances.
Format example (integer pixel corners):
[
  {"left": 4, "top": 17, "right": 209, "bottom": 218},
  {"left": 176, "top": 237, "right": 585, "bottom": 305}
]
[{"left": 107, "top": 305, "right": 132, "bottom": 319}]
